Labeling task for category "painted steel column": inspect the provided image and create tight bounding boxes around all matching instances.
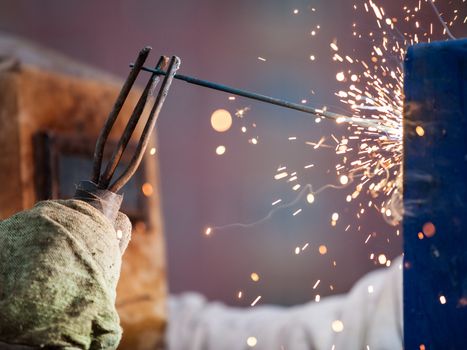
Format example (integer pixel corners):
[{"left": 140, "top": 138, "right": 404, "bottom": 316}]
[{"left": 403, "top": 39, "right": 467, "bottom": 349}]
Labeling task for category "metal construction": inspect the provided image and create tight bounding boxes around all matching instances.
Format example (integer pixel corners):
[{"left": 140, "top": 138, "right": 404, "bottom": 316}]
[{"left": 403, "top": 38, "right": 467, "bottom": 349}]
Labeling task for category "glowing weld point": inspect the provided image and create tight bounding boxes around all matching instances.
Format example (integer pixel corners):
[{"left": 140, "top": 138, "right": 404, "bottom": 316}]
[
  {"left": 306, "top": 193, "right": 315, "bottom": 204},
  {"left": 310, "top": 54, "right": 316, "bottom": 60},
  {"left": 415, "top": 126, "right": 425, "bottom": 136},
  {"left": 336, "top": 72, "right": 345, "bottom": 81},
  {"left": 271, "top": 199, "right": 282, "bottom": 206},
  {"left": 216, "top": 145, "right": 226, "bottom": 155},
  {"left": 295, "top": 247, "right": 300, "bottom": 255},
  {"left": 339, "top": 175, "right": 349, "bottom": 185},
  {"left": 331, "top": 320, "right": 344, "bottom": 333},
  {"left": 378, "top": 254, "right": 387, "bottom": 265},
  {"left": 313, "top": 279, "right": 321, "bottom": 289},
  {"left": 211, "top": 109, "right": 232, "bottom": 132},
  {"left": 142, "top": 183, "right": 154, "bottom": 197},
  {"left": 370, "top": 2, "right": 383, "bottom": 19},
  {"left": 149, "top": 147, "right": 156, "bottom": 155},
  {"left": 330, "top": 42, "right": 339, "bottom": 51},
  {"left": 293, "top": 209, "right": 302, "bottom": 216},
  {"left": 422, "top": 222, "right": 436, "bottom": 237},
  {"left": 250, "top": 272, "right": 260, "bottom": 282},
  {"left": 439, "top": 295, "right": 447, "bottom": 304},
  {"left": 274, "top": 172, "right": 288, "bottom": 180},
  {"left": 205, "top": 227, "right": 212, "bottom": 236},
  {"left": 319, "top": 245, "right": 328, "bottom": 255},
  {"left": 236, "top": 107, "right": 249, "bottom": 118},
  {"left": 292, "top": 184, "right": 301, "bottom": 191},
  {"left": 251, "top": 296, "right": 262, "bottom": 306},
  {"left": 313, "top": 137, "right": 325, "bottom": 149},
  {"left": 257, "top": 57, "right": 266, "bottom": 62},
  {"left": 247, "top": 336, "right": 257, "bottom": 347}
]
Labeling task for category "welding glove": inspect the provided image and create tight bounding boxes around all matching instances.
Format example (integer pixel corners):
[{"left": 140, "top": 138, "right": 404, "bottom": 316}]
[{"left": 0, "top": 184, "right": 132, "bottom": 350}]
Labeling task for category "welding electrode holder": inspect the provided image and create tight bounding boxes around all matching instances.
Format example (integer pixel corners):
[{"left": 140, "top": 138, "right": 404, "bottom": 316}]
[{"left": 73, "top": 47, "right": 181, "bottom": 222}]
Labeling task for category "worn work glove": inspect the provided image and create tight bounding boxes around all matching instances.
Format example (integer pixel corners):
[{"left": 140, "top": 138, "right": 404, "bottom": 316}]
[{"left": 0, "top": 181, "right": 131, "bottom": 350}]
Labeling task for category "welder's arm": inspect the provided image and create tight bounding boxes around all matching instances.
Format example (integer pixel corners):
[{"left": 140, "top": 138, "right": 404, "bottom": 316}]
[
  {"left": 166, "top": 257, "right": 402, "bottom": 350},
  {"left": 0, "top": 199, "right": 131, "bottom": 349}
]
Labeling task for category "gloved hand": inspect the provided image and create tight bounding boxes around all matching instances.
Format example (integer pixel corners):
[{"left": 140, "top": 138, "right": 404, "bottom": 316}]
[{"left": 0, "top": 183, "right": 132, "bottom": 349}]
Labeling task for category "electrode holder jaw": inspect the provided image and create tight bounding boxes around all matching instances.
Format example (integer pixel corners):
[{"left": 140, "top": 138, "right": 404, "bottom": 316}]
[{"left": 75, "top": 47, "right": 180, "bottom": 218}]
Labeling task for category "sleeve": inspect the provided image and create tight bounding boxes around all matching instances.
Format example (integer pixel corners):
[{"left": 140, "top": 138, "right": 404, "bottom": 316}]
[
  {"left": 167, "top": 293, "right": 345, "bottom": 350},
  {"left": 0, "top": 199, "right": 126, "bottom": 349},
  {"left": 166, "top": 257, "right": 403, "bottom": 350},
  {"left": 332, "top": 256, "right": 403, "bottom": 350}
]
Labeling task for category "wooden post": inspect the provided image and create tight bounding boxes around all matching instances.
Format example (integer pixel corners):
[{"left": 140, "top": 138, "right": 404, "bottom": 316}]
[{"left": 403, "top": 39, "right": 467, "bottom": 349}]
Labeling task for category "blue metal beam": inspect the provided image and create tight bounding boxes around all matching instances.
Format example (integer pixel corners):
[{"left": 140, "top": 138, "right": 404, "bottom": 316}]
[{"left": 403, "top": 38, "right": 467, "bottom": 349}]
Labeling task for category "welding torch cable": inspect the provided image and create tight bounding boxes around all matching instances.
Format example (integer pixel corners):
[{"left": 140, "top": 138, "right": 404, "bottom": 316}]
[{"left": 131, "top": 64, "right": 398, "bottom": 136}]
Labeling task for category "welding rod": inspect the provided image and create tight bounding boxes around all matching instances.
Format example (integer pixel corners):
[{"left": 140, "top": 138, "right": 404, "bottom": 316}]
[
  {"left": 130, "top": 64, "right": 346, "bottom": 121},
  {"left": 131, "top": 63, "right": 399, "bottom": 136}
]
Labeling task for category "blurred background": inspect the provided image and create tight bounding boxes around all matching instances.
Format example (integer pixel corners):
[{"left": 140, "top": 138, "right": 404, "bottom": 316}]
[{"left": 0, "top": 0, "right": 462, "bottom": 307}]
